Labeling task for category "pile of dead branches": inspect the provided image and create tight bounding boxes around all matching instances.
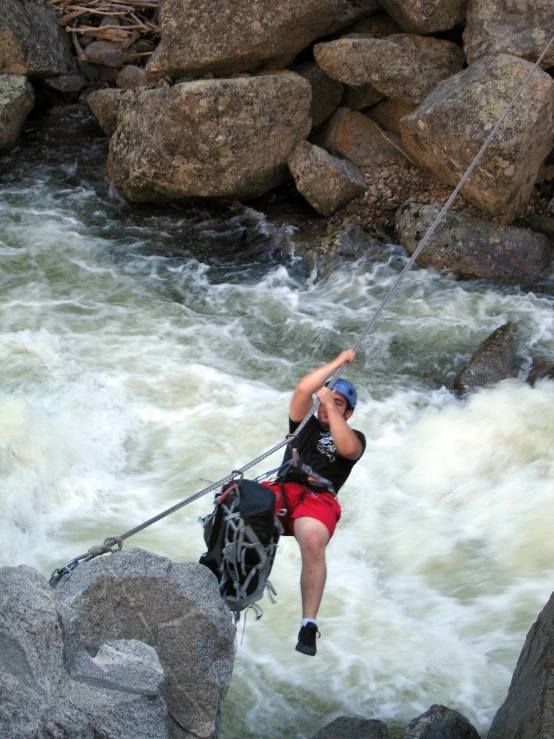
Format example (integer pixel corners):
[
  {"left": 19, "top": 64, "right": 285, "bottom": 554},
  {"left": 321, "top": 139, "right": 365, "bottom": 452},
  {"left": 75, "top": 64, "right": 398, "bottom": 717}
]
[{"left": 49, "top": 0, "right": 161, "bottom": 66}]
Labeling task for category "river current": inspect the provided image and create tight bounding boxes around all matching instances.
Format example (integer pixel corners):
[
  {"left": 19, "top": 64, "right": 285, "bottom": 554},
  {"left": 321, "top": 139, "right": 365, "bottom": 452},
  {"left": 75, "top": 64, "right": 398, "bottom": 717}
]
[{"left": 2, "top": 107, "right": 554, "bottom": 738}]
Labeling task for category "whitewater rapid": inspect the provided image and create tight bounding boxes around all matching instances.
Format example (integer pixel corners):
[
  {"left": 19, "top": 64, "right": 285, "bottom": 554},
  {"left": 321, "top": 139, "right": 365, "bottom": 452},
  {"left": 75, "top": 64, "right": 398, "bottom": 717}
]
[{"left": 1, "top": 108, "right": 554, "bottom": 738}]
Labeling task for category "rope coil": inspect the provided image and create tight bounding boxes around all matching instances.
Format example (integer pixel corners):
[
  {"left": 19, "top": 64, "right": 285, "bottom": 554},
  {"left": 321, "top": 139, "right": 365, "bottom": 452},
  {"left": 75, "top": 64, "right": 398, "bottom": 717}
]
[{"left": 49, "top": 33, "right": 554, "bottom": 587}]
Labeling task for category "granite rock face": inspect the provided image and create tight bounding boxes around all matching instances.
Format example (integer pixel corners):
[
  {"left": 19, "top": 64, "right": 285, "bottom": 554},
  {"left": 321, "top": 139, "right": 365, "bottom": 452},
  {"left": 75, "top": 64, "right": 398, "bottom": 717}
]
[
  {"left": 0, "top": 0, "right": 71, "bottom": 78},
  {"left": 400, "top": 54, "right": 554, "bottom": 223},
  {"left": 145, "top": 0, "right": 344, "bottom": 80},
  {"left": 107, "top": 73, "right": 312, "bottom": 202},
  {"left": 395, "top": 203, "right": 552, "bottom": 282},
  {"left": 378, "top": 0, "right": 467, "bottom": 34},
  {"left": 464, "top": 0, "right": 554, "bottom": 68},
  {"left": 314, "top": 34, "right": 465, "bottom": 105},
  {"left": 288, "top": 141, "right": 367, "bottom": 216},
  {"left": 0, "top": 75, "right": 35, "bottom": 155}
]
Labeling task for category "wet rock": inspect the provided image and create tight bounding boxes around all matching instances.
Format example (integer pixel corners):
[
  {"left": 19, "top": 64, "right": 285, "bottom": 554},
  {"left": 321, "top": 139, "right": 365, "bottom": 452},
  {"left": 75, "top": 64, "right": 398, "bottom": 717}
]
[
  {"left": 405, "top": 704, "right": 480, "bottom": 738},
  {"left": 294, "top": 220, "right": 390, "bottom": 280},
  {"left": 527, "top": 357, "right": 554, "bottom": 385},
  {"left": 400, "top": 55, "right": 554, "bottom": 223},
  {"left": 0, "top": 0, "right": 71, "bottom": 78},
  {"left": 88, "top": 88, "right": 127, "bottom": 136},
  {"left": 0, "top": 565, "right": 168, "bottom": 739},
  {"left": 488, "top": 591, "right": 554, "bottom": 738},
  {"left": 116, "top": 64, "right": 148, "bottom": 90},
  {"left": 464, "top": 0, "right": 554, "bottom": 69},
  {"left": 145, "top": 0, "right": 345, "bottom": 81},
  {"left": 55, "top": 548, "right": 236, "bottom": 739},
  {"left": 107, "top": 73, "right": 312, "bottom": 202},
  {"left": 453, "top": 323, "right": 517, "bottom": 394},
  {"left": 313, "top": 34, "right": 465, "bottom": 105},
  {"left": 295, "top": 61, "right": 345, "bottom": 129},
  {"left": 395, "top": 203, "right": 552, "bottom": 282},
  {"left": 313, "top": 107, "right": 403, "bottom": 166},
  {"left": 367, "top": 97, "right": 417, "bottom": 135},
  {"left": 313, "top": 715, "right": 389, "bottom": 738},
  {"left": 39, "top": 73, "right": 87, "bottom": 104},
  {"left": 0, "top": 75, "right": 35, "bottom": 155},
  {"left": 378, "top": 0, "right": 467, "bottom": 34},
  {"left": 288, "top": 141, "right": 367, "bottom": 216}
]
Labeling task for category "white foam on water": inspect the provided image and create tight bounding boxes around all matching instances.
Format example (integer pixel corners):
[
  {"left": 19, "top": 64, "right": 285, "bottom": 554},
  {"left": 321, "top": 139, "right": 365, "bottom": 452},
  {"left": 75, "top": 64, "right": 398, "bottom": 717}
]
[{"left": 3, "top": 176, "right": 554, "bottom": 738}]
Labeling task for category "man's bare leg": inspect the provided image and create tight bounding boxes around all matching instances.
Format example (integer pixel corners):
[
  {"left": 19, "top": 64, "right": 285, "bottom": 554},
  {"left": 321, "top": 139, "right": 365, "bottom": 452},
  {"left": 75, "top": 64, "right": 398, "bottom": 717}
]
[{"left": 293, "top": 516, "right": 330, "bottom": 620}]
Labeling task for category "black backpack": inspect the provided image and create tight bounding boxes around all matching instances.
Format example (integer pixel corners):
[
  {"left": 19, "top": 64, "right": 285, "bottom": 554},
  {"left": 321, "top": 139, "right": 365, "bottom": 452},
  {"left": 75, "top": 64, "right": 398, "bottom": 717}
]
[{"left": 199, "top": 478, "right": 283, "bottom": 615}]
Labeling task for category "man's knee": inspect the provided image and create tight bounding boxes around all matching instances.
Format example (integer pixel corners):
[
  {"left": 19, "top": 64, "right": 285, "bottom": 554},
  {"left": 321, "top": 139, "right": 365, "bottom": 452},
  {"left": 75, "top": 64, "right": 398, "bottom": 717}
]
[{"left": 294, "top": 517, "right": 330, "bottom": 558}]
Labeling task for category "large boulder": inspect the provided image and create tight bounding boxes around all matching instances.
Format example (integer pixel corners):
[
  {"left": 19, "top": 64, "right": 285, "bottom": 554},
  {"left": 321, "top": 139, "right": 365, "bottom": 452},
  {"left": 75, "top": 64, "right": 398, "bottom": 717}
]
[
  {"left": 314, "top": 34, "right": 465, "bottom": 105},
  {"left": 395, "top": 203, "right": 552, "bottom": 282},
  {"left": 0, "top": 565, "right": 168, "bottom": 739},
  {"left": 107, "top": 73, "right": 312, "bottom": 203},
  {"left": 312, "top": 716, "right": 389, "bottom": 738},
  {"left": 55, "top": 548, "right": 236, "bottom": 739},
  {"left": 288, "top": 141, "right": 367, "bottom": 216},
  {"left": 464, "top": 0, "right": 554, "bottom": 69},
  {"left": 377, "top": 0, "right": 467, "bottom": 34},
  {"left": 0, "top": 75, "right": 34, "bottom": 155},
  {"left": 453, "top": 322, "right": 517, "bottom": 394},
  {"left": 313, "top": 107, "right": 403, "bottom": 166},
  {"left": 0, "top": 0, "right": 71, "bottom": 78},
  {"left": 405, "top": 704, "right": 480, "bottom": 738},
  {"left": 400, "top": 54, "right": 554, "bottom": 223},
  {"left": 488, "top": 590, "right": 554, "bottom": 739},
  {"left": 88, "top": 88, "right": 127, "bottom": 136},
  {"left": 145, "top": 0, "right": 345, "bottom": 81}
]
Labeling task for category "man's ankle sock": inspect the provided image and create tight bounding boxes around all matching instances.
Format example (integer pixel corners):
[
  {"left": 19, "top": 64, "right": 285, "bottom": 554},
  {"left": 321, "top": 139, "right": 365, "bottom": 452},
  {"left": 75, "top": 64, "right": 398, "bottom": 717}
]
[{"left": 301, "top": 618, "right": 317, "bottom": 628}]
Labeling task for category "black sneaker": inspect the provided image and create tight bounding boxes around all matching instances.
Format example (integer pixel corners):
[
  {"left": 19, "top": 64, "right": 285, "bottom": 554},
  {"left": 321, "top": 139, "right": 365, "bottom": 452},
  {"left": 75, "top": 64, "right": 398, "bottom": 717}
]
[{"left": 295, "top": 622, "right": 320, "bottom": 656}]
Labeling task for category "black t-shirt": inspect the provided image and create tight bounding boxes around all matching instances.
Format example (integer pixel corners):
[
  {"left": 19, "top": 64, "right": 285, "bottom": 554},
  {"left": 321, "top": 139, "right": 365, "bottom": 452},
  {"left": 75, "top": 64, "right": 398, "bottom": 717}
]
[{"left": 281, "top": 415, "right": 366, "bottom": 494}]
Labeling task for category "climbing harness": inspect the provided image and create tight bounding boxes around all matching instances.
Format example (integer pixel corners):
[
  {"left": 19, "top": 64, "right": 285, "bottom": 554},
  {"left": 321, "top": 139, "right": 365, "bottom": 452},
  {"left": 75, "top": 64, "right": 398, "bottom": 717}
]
[{"left": 49, "top": 33, "right": 554, "bottom": 591}]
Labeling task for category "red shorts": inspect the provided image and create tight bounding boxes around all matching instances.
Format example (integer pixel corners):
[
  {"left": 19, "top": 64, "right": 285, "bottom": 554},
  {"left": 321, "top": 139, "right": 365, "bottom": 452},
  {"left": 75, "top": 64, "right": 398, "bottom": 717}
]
[{"left": 262, "top": 481, "right": 342, "bottom": 538}]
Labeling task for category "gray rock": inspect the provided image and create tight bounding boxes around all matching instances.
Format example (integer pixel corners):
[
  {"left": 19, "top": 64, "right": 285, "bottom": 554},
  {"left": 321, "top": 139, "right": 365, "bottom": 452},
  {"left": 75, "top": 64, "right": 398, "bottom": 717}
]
[
  {"left": 313, "top": 715, "right": 389, "bottom": 738},
  {"left": 527, "top": 215, "right": 554, "bottom": 241},
  {"left": 395, "top": 203, "right": 552, "bottom": 282},
  {"left": 405, "top": 704, "right": 480, "bottom": 738},
  {"left": 84, "top": 40, "right": 125, "bottom": 69},
  {"left": 527, "top": 357, "right": 554, "bottom": 385},
  {"left": 106, "top": 73, "right": 312, "bottom": 202},
  {"left": 145, "top": 0, "right": 345, "bottom": 80},
  {"left": 453, "top": 323, "right": 516, "bottom": 394},
  {"left": 344, "top": 83, "right": 385, "bottom": 112},
  {"left": 0, "top": 0, "right": 71, "bottom": 78},
  {"left": 40, "top": 73, "right": 87, "bottom": 103},
  {"left": 70, "top": 639, "right": 166, "bottom": 696},
  {"left": 295, "top": 61, "right": 344, "bottom": 129},
  {"left": 323, "top": 0, "right": 383, "bottom": 35},
  {"left": 0, "top": 565, "right": 168, "bottom": 739},
  {"left": 367, "top": 98, "right": 417, "bottom": 135},
  {"left": 400, "top": 54, "right": 554, "bottom": 223},
  {"left": 0, "top": 75, "right": 34, "bottom": 155},
  {"left": 378, "top": 0, "right": 467, "bottom": 34},
  {"left": 116, "top": 64, "right": 148, "bottom": 90},
  {"left": 314, "top": 107, "right": 404, "bottom": 166},
  {"left": 55, "top": 548, "right": 236, "bottom": 739},
  {"left": 314, "top": 34, "right": 465, "bottom": 105},
  {"left": 294, "top": 221, "right": 390, "bottom": 281},
  {"left": 88, "top": 88, "right": 127, "bottom": 136},
  {"left": 464, "top": 0, "right": 554, "bottom": 69},
  {"left": 288, "top": 141, "right": 367, "bottom": 216},
  {"left": 488, "top": 590, "right": 554, "bottom": 738}
]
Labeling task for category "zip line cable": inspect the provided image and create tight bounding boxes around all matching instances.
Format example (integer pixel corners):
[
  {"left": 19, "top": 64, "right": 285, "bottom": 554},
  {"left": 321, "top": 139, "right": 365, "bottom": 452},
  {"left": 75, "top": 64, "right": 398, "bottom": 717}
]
[{"left": 49, "top": 34, "right": 554, "bottom": 586}]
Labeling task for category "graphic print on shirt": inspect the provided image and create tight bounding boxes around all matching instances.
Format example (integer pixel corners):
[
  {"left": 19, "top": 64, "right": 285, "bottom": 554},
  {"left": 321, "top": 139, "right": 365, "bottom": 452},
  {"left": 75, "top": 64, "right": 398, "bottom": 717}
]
[{"left": 317, "top": 430, "right": 337, "bottom": 462}]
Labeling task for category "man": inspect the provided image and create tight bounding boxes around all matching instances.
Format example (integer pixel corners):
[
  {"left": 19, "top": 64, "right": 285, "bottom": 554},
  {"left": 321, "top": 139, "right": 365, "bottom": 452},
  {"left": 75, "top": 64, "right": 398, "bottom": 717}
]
[{"left": 264, "top": 349, "right": 366, "bottom": 656}]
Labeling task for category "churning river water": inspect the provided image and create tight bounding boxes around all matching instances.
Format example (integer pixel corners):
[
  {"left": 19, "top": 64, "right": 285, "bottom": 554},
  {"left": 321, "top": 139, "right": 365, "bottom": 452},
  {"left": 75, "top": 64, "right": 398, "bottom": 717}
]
[{"left": 2, "top": 107, "right": 554, "bottom": 738}]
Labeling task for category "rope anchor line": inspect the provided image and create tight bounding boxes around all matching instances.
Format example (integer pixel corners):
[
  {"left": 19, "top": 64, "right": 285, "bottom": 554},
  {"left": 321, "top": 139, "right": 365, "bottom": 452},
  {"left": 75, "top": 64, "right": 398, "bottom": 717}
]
[{"left": 48, "top": 33, "right": 554, "bottom": 588}]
